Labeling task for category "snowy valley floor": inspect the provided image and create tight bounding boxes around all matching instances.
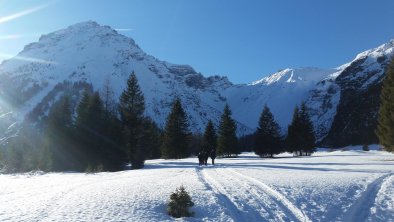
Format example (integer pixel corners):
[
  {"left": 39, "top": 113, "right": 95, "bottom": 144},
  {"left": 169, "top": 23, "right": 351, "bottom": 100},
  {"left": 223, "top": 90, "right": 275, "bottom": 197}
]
[{"left": 1, "top": 149, "right": 394, "bottom": 222}]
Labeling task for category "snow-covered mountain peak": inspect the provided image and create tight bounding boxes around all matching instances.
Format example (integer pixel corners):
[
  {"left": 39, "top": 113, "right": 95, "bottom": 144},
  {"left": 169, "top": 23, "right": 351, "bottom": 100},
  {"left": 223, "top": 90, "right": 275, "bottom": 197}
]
[
  {"left": 251, "top": 67, "right": 335, "bottom": 86},
  {"left": 37, "top": 20, "right": 136, "bottom": 46},
  {"left": 2, "top": 20, "right": 143, "bottom": 70},
  {"left": 354, "top": 39, "right": 394, "bottom": 62},
  {"left": 0, "top": 21, "right": 248, "bottom": 135}
]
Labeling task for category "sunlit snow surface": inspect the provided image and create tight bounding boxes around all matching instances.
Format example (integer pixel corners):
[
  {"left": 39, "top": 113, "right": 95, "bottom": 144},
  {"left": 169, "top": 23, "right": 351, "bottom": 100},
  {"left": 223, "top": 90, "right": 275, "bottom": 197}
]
[{"left": 1, "top": 149, "right": 393, "bottom": 222}]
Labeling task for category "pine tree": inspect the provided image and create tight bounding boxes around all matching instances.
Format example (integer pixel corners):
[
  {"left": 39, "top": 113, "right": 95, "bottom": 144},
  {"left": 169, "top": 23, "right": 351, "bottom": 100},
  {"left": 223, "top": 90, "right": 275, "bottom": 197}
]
[
  {"left": 377, "top": 57, "right": 394, "bottom": 152},
  {"left": 75, "top": 91, "right": 91, "bottom": 131},
  {"left": 167, "top": 186, "right": 194, "bottom": 218},
  {"left": 74, "top": 91, "right": 128, "bottom": 171},
  {"left": 299, "top": 103, "right": 316, "bottom": 156},
  {"left": 100, "top": 82, "right": 126, "bottom": 171},
  {"left": 74, "top": 91, "right": 92, "bottom": 170},
  {"left": 217, "top": 104, "right": 239, "bottom": 157},
  {"left": 286, "top": 103, "right": 316, "bottom": 156},
  {"left": 119, "top": 72, "right": 146, "bottom": 169},
  {"left": 74, "top": 91, "right": 105, "bottom": 170},
  {"left": 101, "top": 113, "right": 126, "bottom": 171},
  {"left": 86, "top": 92, "right": 106, "bottom": 167},
  {"left": 119, "top": 72, "right": 145, "bottom": 127},
  {"left": 254, "top": 105, "right": 282, "bottom": 158},
  {"left": 45, "top": 95, "right": 75, "bottom": 171},
  {"left": 286, "top": 105, "right": 302, "bottom": 155},
  {"left": 161, "top": 98, "right": 191, "bottom": 159},
  {"left": 201, "top": 120, "right": 217, "bottom": 155},
  {"left": 141, "top": 117, "right": 162, "bottom": 160}
]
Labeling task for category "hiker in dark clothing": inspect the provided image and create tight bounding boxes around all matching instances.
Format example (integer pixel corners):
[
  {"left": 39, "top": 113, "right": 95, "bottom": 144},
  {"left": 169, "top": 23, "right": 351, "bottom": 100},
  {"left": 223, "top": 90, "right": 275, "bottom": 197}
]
[
  {"left": 198, "top": 152, "right": 203, "bottom": 166},
  {"left": 203, "top": 151, "right": 209, "bottom": 166},
  {"left": 210, "top": 149, "right": 216, "bottom": 165}
]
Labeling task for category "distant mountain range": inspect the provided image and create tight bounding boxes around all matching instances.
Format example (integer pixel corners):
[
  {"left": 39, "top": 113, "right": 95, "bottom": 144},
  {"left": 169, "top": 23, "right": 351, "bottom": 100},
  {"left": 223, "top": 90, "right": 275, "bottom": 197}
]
[{"left": 0, "top": 21, "right": 392, "bottom": 147}]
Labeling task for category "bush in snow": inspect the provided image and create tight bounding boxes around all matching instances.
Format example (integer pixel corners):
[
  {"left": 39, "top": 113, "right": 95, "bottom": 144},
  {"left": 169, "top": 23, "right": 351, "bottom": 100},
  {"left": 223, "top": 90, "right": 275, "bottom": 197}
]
[
  {"left": 362, "top": 144, "right": 369, "bottom": 151},
  {"left": 167, "top": 186, "right": 194, "bottom": 218}
]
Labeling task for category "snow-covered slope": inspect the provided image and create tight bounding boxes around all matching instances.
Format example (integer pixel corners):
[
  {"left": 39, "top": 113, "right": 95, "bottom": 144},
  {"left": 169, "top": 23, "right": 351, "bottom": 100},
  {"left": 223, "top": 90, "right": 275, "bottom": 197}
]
[
  {"left": 224, "top": 67, "right": 337, "bottom": 132},
  {"left": 1, "top": 150, "right": 393, "bottom": 221}
]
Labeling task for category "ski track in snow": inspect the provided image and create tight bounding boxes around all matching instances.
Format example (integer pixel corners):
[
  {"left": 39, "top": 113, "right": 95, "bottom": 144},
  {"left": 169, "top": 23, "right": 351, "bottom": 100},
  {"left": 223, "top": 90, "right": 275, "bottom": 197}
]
[
  {"left": 199, "top": 165, "right": 308, "bottom": 222},
  {"left": 342, "top": 173, "right": 394, "bottom": 222},
  {"left": 1, "top": 151, "right": 394, "bottom": 221},
  {"left": 197, "top": 167, "right": 244, "bottom": 222},
  {"left": 225, "top": 167, "right": 311, "bottom": 222}
]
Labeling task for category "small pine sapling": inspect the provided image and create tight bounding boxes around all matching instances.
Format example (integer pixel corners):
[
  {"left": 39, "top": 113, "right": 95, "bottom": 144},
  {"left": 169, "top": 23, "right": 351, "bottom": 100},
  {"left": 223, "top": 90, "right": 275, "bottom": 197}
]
[{"left": 167, "top": 186, "right": 194, "bottom": 218}]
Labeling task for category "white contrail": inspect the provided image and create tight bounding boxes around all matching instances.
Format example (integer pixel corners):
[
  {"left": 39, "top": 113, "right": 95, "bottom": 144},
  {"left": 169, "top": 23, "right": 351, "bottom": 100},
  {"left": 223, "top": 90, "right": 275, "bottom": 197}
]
[
  {"left": 0, "top": 3, "right": 51, "bottom": 24},
  {"left": 0, "top": 34, "right": 21, "bottom": 40},
  {"left": 0, "top": 33, "right": 43, "bottom": 40},
  {"left": 0, "top": 53, "right": 57, "bottom": 64},
  {"left": 115, "top": 28, "right": 133, "bottom": 32}
]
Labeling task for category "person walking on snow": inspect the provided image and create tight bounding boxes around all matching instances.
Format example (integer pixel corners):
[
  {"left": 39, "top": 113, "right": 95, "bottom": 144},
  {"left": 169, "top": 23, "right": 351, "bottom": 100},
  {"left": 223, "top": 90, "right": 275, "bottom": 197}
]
[
  {"left": 210, "top": 149, "right": 216, "bottom": 165},
  {"left": 203, "top": 151, "right": 209, "bottom": 166},
  {"left": 198, "top": 152, "right": 203, "bottom": 166}
]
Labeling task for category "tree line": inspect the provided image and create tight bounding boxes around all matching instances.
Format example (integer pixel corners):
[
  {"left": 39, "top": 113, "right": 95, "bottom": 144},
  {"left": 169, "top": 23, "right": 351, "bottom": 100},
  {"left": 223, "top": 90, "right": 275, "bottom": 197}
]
[
  {"left": 0, "top": 72, "right": 241, "bottom": 173},
  {"left": 0, "top": 71, "right": 316, "bottom": 173},
  {"left": 253, "top": 103, "right": 315, "bottom": 158}
]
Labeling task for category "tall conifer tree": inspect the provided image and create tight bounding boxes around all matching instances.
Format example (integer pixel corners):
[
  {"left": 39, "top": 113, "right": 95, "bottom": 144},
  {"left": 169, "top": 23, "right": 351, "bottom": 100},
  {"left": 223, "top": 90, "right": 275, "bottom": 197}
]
[
  {"left": 119, "top": 72, "right": 146, "bottom": 169},
  {"left": 201, "top": 120, "right": 217, "bottom": 154},
  {"left": 377, "top": 57, "right": 394, "bottom": 152},
  {"left": 100, "top": 81, "right": 125, "bottom": 171},
  {"left": 161, "top": 98, "right": 191, "bottom": 159},
  {"left": 254, "top": 105, "right": 282, "bottom": 157},
  {"left": 286, "top": 103, "right": 316, "bottom": 156},
  {"left": 74, "top": 92, "right": 106, "bottom": 170},
  {"left": 217, "top": 104, "right": 239, "bottom": 157},
  {"left": 45, "top": 95, "right": 75, "bottom": 171},
  {"left": 287, "top": 106, "right": 302, "bottom": 155},
  {"left": 299, "top": 103, "right": 316, "bottom": 155}
]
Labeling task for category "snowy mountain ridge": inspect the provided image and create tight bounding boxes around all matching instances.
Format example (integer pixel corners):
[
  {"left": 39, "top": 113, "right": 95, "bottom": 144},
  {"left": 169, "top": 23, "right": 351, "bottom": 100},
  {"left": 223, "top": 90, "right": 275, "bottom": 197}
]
[
  {"left": 251, "top": 67, "right": 336, "bottom": 86},
  {"left": 0, "top": 21, "right": 393, "bottom": 145}
]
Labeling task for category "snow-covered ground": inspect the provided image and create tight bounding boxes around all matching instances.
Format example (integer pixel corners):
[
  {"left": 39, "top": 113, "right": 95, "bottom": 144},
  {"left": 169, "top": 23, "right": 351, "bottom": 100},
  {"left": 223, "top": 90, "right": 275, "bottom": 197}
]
[{"left": 1, "top": 150, "right": 393, "bottom": 222}]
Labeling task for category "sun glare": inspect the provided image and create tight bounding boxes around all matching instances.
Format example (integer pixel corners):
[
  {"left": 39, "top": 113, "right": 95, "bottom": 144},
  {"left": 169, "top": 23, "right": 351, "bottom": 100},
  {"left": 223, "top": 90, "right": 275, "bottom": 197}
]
[
  {"left": 0, "top": 3, "right": 51, "bottom": 24},
  {"left": 0, "top": 2, "right": 57, "bottom": 65},
  {"left": 0, "top": 53, "right": 57, "bottom": 64}
]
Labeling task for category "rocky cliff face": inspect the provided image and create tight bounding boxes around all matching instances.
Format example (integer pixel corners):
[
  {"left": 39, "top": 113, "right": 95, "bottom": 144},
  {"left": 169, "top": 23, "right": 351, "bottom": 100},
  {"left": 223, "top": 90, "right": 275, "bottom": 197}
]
[
  {"left": 0, "top": 21, "right": 392, "bottom": 147},
  {"left": 320, "top": 41, "right": 394, "bottom": 146}
]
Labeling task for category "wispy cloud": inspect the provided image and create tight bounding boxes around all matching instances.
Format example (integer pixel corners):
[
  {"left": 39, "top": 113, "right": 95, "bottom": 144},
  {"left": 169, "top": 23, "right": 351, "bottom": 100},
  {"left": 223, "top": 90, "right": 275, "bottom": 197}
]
[
  {"left": 115, "top": 28, "right": 133, "bottom": 32},
  {"left": 0, "top": 2, "right": 52, "bottom": 24},
  {"left": 0, "top": 53, "right": 57, "bottom": 64}
]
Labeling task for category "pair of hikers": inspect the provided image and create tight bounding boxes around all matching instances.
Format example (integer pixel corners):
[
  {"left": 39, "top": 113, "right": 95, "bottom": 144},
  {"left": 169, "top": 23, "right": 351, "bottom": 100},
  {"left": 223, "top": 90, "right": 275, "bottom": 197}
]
[{"left": 198, "top": 149, "right": 216, "bottom": 166}]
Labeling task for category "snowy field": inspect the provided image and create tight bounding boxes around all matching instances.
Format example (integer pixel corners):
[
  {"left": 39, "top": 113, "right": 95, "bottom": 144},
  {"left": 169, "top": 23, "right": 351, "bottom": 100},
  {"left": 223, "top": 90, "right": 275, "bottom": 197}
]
[{"left": 1, "top": 149, "right": 393, "bottom": 222}]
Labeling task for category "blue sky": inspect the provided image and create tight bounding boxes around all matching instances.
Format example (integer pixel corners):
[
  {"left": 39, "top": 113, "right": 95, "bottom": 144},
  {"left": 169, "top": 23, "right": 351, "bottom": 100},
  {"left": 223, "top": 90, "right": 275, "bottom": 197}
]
[{"left": 1, "top": 0, "right": 394, "bottom": 83}]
